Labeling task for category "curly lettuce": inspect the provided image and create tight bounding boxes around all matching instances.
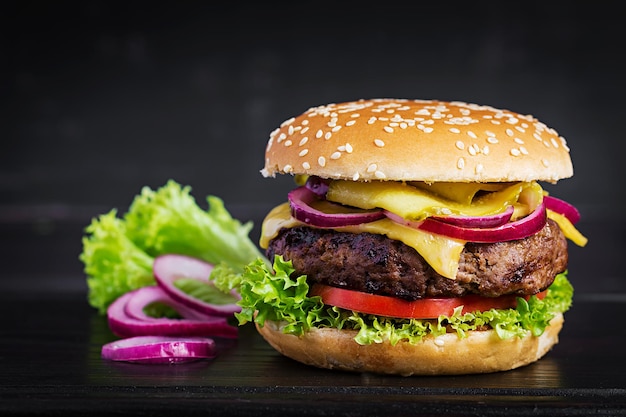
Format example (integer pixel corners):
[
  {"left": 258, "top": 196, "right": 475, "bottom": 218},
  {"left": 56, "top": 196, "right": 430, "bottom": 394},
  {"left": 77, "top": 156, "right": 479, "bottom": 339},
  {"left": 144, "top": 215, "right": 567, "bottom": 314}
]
[
  {"left": 80, "top": 180, "right": 266, "bottom": 314},
  {"left": 233, "top": 255, "right": 573, "bottom": 345}
]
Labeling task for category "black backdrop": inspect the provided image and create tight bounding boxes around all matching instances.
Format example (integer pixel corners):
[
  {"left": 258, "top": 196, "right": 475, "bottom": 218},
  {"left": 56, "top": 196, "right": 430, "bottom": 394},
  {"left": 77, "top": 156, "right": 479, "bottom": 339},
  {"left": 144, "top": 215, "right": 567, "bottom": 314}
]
[{"left": 3, "top": 1, "right": 625, "bottom": 293}]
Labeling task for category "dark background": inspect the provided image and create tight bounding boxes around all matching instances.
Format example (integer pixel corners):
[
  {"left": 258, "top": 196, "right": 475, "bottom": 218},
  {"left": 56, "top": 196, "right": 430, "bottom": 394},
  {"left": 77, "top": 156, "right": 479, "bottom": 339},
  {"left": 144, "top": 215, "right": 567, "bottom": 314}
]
[{"left": 2, "top": 1, "right": 625, "bottom": 294}]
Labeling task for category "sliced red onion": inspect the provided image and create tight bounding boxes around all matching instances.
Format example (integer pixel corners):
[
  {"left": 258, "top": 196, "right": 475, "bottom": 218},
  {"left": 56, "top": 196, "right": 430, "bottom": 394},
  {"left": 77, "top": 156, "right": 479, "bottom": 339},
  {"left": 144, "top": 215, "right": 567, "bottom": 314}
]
[
  {"left": 107, "top": 289, "right": 238, "bottom": 339},
  {"left": 288, "top": 186, "right": 385, "bottom": 228},
  {"left": 124, "top": 285, "right": 213, "bottom": 322},
  {"left": 385, "top": 201, "right": 547, "bottom": 243},
  {"left": 153, "top": 254, "right": 241, "bottom": 317},
  {"left": 544, "top": 195, "right": 581, "bottom": 224},
  {"left": 305, "top": 176, "right": 329, "bottom": 196},
  {"left": 101, "top": 335, "right": 216, "bottom": 364},
  {"left": 430, "top": 205, "right": 514, "bottom": 228}
]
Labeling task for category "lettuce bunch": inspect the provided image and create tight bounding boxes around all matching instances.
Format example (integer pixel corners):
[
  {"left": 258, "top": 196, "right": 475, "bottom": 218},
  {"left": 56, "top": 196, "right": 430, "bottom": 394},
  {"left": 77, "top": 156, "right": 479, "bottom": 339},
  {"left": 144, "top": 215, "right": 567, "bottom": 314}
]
[
  {"left": 80, "top": 180, "right": 266, "bottom": 314},
  {"left": 233, "top": 255, "right": 574, "bottom": 345}
]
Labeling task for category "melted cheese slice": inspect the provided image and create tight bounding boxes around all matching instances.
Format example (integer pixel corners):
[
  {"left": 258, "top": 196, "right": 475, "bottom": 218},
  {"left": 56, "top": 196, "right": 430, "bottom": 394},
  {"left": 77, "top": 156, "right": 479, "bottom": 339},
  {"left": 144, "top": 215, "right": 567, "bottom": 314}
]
[{"left": 260, "top": 202, "right": 466, "bottom": 279}]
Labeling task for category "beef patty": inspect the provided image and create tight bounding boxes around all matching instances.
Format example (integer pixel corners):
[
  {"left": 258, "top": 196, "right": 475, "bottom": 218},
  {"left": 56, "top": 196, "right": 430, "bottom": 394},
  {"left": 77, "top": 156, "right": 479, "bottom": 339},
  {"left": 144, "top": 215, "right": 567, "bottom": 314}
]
[{"left": 266, "top": 219, "right": 568, "bottom": 300}]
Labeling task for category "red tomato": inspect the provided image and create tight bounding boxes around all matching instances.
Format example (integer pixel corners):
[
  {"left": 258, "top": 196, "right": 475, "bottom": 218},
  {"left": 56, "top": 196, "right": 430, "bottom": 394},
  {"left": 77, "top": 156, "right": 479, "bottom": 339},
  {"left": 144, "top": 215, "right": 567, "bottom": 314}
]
[{"left": 309, "top": 284, "right": 546, "bottom": 319}]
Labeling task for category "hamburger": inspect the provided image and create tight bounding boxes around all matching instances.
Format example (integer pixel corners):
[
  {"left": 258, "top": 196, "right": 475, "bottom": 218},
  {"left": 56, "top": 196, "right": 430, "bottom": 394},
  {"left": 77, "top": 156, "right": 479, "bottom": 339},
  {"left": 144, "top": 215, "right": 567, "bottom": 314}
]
[{"left": 235, "top": 98, "right": 587, "bottom": 375}]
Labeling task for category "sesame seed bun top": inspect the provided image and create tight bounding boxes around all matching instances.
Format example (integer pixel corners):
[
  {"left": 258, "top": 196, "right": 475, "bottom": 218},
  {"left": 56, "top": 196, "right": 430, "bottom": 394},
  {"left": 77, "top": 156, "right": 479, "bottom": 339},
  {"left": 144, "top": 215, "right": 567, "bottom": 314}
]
[{"left": 262, "top": 98, "right": 573, "bottom": 183}]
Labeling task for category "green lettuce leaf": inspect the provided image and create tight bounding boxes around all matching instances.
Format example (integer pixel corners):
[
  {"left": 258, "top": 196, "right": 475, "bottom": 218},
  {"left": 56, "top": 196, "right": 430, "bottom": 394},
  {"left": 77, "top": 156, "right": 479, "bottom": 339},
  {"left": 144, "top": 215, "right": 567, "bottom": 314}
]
[
  {"left": 80, "top": 180, "right": 266, "bottom": 314},
  {"left": 231, "top": 255, "right": 574, "bottom": 345}
]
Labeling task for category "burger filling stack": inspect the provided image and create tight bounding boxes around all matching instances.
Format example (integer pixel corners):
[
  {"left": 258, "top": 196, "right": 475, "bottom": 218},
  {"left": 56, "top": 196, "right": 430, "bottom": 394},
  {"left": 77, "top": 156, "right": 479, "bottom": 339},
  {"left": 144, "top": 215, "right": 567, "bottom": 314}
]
[{"left": 235, "top": 98, "right": 587, "bottom": 376}]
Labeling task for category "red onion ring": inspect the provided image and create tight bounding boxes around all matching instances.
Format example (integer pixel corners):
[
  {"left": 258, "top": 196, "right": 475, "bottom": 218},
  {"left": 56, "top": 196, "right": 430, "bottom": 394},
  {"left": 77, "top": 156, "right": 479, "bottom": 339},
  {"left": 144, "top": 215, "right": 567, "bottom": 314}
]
[
  {"left": 544, "top": 195, "right": 581, "bottom": 224},
  {"left": 430, "top": 205, "right": 514, "bottom": 228},
  {"left": 288, "top": 186, "right": 385, "bottom": 228},
  {"left": 107, "top": 288, "right": 238, "bottom": 339},
  {"left": 305, "top": 176, "right": 329, "bottom": 196},
  {"left": 101, "top": 335, "right": 217, "bottom": 364},
  {"left": 385, "top": 201, "right": 547, "bottom": 243},
  {"left": 153, "top": 254, "right": 241, "bottom": 317},
  {"left": 124, "top": 285, "right": 213, "bottom": 322}
]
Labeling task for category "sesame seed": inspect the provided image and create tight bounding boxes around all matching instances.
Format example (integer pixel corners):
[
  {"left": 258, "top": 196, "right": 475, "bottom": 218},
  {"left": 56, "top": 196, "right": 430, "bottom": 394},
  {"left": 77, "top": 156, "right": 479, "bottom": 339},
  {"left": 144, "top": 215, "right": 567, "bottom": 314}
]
[
  {"left": 353, "top": 172, "right": 360, "bottom": 181},
  {"left": 278, "top": 132, "right": 287, "bottom": 142},
  {"left": 455, "top": 141, "right": 465, "bottom": 150},
  {"left": 457, "top": 157, "right": 465, "bottom": 169},
  {"left": 284, "top": 164, "right": 293, "bottom": 172},
  {"left": 515, "top": 126, "right": 525, "bottom": 133},
  {"left": 299, "top": 137, "right": 309, "bottom": 146},
  {"left": 330, "top": 152, "right": 341, "bottom": 159},
  {"left": 486, "top": 131, "right": 496, "bottom": 137},
  {"left": 487, "top": 136, "right": 499, "bottom": 144},
  {"left": 520, "top": 146, "right": 529, "bottom": 155},
  {"left": 301, "top": 119, "right": 309, "bottom": 125},
  {"left": 367, "top": 163, "right": 377, "bottom": 173},
  {"left": 506, "top": 128, "right": 514, "bottom": 137},
  {"left": 384, "top": 126, "right": 394, "bottom": 133},
  {"left": 368, "top": 117, "right": 377, "bottom": 124},
  {"left": 375, "top": 171, "right": 386, "bottom": 179},
  {"left": 345, "top": 143, "right": 353, "bottom": 153},
  {"left": 316, "top": 129, "right": 323, "bottom": 139},
  {"left": 374, "top": 139, "right": 385, "bottom": 147},
  {"left": 423, "top": 127, "right": 434, "bottom": 133},
  {"left": 346, "top": 120, "right": 356, "bottom": 126},
  {"left": 302, "top": 162, "right": 310, "bottom": 170},
  {"left": 301, "top": 126, "right": 309, "bottom": 134},
  {"left": 400, "top": 122, "right": 408, "bottom": 129},
  {"left": 542, "top": 158, "right": 550, "bottom": 167},
  {"left": 551, "top": 138, "right": 559, "bottom": 148},
  {"left": 324, "top": 132, "right": 332, "bottom": 140},
  {"left": 449, "top": 127, "right": 461, "bottom": 134},
  {"left": 288, "top": 125, "right": 294, "bottom": 135},
  {"left": 351, "top": 113, "right": 360, "bottom": 118},
  {"left": 510, "top": 148, "right": 521, "bottom": 156},
  {"left": 434, "top": 338, "right": 445, "bottom": 347},
  {"left": 332, "top": 125, "right": 342, "bottom": 132},
  {"left": 507, "top": 117, "right": 519, "bottom": 125},
  {"left": 533, "top": 133, "right": 542, "bottom": 141},
  {"left": 475, "top": 163, "right": 484, "bottom": 174},
  {"left": 467, "top": 130, "right": 477, "bottom": 139},
  {"left": 514, "top": 137, "right": 524, "bottom": 144},
  {"left": 318, "top": 156, "right": 326, "bottom": 167},
  {"left": 299, "top": 149, "right": 308, "bottom": 157},
  {"left": 468, "top": 146, "right": 477, "bottom": 156},
  {"left": 482, "top": 145, "right": 490, "bottom": 155},
  {"left": 284, "top": 140, "right": 292, "bottom": 147}
]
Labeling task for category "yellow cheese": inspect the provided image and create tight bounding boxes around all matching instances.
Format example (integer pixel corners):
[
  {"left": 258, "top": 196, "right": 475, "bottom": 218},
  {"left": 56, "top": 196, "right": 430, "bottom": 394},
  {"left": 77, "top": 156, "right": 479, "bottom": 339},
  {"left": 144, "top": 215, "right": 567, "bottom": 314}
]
[{"left": 259, "top": 202, "right": 465, "bottom": 279}]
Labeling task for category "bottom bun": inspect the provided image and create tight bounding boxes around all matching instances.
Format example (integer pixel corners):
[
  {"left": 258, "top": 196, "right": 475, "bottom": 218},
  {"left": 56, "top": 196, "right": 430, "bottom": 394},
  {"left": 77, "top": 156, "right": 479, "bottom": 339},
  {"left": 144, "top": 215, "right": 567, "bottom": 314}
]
[{"left": 256, "top": 313, "right": 564, "bottom": 376}]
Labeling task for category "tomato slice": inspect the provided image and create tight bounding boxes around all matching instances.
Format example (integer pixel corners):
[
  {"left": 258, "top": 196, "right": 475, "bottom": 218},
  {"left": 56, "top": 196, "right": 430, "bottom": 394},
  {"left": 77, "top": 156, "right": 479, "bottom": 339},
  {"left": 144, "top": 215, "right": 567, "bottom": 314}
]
[{"left": 309, "top": 284, "right": 547, "bottom": 319}]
